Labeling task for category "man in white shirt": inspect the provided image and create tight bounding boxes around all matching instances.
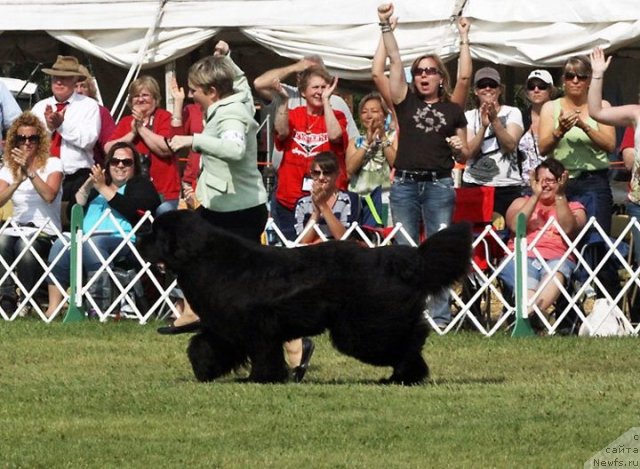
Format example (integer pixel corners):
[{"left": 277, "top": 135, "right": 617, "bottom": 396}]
[{"left": 31, "top": 55, "right": 100, "bottom": 202}]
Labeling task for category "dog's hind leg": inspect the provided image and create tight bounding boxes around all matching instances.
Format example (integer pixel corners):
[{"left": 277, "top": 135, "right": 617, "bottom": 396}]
[
  {"left": 384, "top": 323, "right": 430, "bottom": 385},
  {"left": 187, "top": 331, "right": 247, "bottom": 382},
  {"left": 247, "top": 340, "right": 290, "bottom": 384}
]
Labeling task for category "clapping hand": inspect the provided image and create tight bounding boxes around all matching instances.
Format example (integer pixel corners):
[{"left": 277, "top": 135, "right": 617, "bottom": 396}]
[
  {"left": 10, "top": 147, "right": 29, "bottom": 182},
  {"left": 322, "top": 76, "right": 338, "bottom": 101},
  {"left": 213, "top": 40, "right": 230, "bottom": 57},
  {"left": 170, "top": 74, "right": 185, "bottom": 102},
  {"left": 89, "top": 164, "right": 106, "bottom": 190}
]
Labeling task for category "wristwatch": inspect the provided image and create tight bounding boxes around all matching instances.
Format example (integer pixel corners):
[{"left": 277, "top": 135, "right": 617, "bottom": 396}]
[{"left": 27, "top": 171, "right": 36, "bottom": 180}]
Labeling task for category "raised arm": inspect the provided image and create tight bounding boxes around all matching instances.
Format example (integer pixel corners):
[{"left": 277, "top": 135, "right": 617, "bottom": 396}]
[
  {"left": 450, "top": 17, "right": 472, "bottom": 108},
  {"left": 378, "top": 3, "right": 408, "bottom": 105},
  {"left": 589, "top": 47, "right": 640, "bottom": 128},
  {"left": 253, "top": 59, "right": 314, "bottom": 102}
]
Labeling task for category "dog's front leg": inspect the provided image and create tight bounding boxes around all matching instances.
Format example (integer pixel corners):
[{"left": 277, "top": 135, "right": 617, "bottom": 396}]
[{"left": 247, "top": 340, "right": 290, "bottom": 384}]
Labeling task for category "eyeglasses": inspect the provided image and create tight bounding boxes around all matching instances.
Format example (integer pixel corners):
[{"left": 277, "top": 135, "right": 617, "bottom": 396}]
[
  {"left": 15, "top": 134, "right": 40, "bottom": 145},
  {"left": 109, "top": 158, "right": 135, "bottom": 167},
  {"left": 412, "top": 67, "right": 441, "bottom": 77},
  {"left": 538, "top": 178, "right": 559, "bottom": 185},
  {"left": 476, "top": 79, "right": 499, "bottom": 89},
  {"left": 563, "top": 72, "right": 589, "bottom": 82},
  {"left": 527, "top": 81, "right": 550, "bottom": 91},
  {"left": 310, "top": 168, "right": 336, "bottom": 179}
]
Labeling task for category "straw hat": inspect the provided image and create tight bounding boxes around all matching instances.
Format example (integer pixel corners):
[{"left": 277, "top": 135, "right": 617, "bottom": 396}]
[{"left": 42, "top": 56, "right": 85, "bottom": 77}]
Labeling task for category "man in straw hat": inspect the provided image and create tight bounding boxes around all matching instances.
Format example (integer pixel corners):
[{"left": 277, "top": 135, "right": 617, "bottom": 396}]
[{"left": 31, "top": 55, "right": 100, "bottom": 203}]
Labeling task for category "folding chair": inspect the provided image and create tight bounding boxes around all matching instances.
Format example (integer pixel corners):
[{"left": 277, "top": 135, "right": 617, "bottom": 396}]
[{"left": 452, "top": 186, "right": 501, "bottom": 328}]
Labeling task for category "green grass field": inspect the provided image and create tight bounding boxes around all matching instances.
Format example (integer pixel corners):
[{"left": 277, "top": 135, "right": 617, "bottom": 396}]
[{"left": 1, "top": 321, "right": 638, "bottom": 468}]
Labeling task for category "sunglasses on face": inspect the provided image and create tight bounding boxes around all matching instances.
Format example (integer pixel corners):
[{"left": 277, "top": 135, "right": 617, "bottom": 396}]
[
  {"left": 412, "top": 67, "right": 441, "bottom": 77},
  {"left": 109, "top": 158, "right": 135, "bottom": 167},
  {"left": 538, "top": 177, "right": 559, "bottom": 185},
  {"left": 310, "top": 168, "right": 336, "bottom": 179},
  {"left": 476, "top": 80, "right": 499, "bottom": 89},
  {"left": 527, "top": 81, "right": 550, "bottom": 91},
  {"left": 563, "top": 71, "right": 589, "bottom": 82},
  {"left": 15, "top": 134, "right": 40, "bottom": 145}
]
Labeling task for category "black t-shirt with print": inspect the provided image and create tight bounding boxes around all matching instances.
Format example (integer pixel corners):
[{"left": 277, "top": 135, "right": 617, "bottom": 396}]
[{"left": 394, "top": 90, "right": 467, "bottom": 171}]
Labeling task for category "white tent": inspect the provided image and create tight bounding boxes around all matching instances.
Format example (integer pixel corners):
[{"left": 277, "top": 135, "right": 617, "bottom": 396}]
[{"left": 2, "top": 0, "right": 639, "bottom": 78}]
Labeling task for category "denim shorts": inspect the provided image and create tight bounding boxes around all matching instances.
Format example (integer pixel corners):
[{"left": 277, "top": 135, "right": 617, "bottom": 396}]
[{"left": 500, "top": 257, "right": 576, "bottom": 291}]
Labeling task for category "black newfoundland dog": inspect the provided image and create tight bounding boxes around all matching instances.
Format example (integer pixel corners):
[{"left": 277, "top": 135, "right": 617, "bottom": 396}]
[{"left": 138, "top": 211, "right": 471, "bottom": 385}]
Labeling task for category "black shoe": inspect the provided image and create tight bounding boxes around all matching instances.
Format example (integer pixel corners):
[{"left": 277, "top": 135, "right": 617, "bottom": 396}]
[
  {"left": 293, "top": 337, "right": 315, "bottom": 383},
  {"left": 157, "top": 320, "right": 202, "bottom": 335}
]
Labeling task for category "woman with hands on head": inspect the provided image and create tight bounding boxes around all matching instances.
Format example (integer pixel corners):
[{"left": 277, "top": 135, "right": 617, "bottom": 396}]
[
  {"left": 269, "top": 63, "right": 349, "bottom": 241},
  {"left": 501, "top": 158, "right": 586, "bottom": 318},
  {"left": 0, "top": 112, "right": 63, "bottom": 315},
  {"left": 105, "top": 76, "right": 181, "bottom": 215},
  {"left": 45, "top": 142, "right": 160, "bottom": 319}
]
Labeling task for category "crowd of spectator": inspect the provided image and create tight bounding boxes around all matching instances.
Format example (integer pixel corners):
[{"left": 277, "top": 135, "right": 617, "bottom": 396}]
[{"left": 1, "top": 2, "right": 639, "bottom": 352}]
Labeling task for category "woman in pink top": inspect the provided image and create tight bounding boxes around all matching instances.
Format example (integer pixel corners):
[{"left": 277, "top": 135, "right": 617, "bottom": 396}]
[{"left": 502, "top": 158, "right": 586, "bottom": 314}]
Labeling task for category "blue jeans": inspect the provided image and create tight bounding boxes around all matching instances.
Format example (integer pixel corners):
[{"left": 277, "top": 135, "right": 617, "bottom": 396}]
[
  {"left": 155, "top": 199, "right": 179, "bottom": 216},
  {"left": 626, "top": 201, "right": 640, "bottom": 265},
  {"left": 48, "top": 235, "right": 131, "bottom": 288},
  {"left": 390, "top": 176, "right": 455, "bottom": 325},
  {"left": 0, "top": 234, "right": 52, "bottom": 299}
]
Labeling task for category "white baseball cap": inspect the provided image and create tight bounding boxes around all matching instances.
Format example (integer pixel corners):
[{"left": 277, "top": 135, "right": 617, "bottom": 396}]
[{"left": 526, "top": 69, "right": 554, "bottom": 86}]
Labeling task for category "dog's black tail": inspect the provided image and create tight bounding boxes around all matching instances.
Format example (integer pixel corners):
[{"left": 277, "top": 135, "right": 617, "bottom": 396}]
[{"left": 417, "top": 222, "right": 472, "bottom": 294}]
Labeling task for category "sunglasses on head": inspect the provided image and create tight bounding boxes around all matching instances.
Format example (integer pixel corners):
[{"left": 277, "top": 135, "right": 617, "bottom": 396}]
[
  {"left": 527, "top": 81, "right": 550, "bottom": 91},
  {"left": 563, "top": 71, "right": 589, "bottom": 81},
  {"left": 109, "top": 158, "right": 135, "bottom": 167},
  {"left": 310, "top": 168, "right": 336, "bottom": 179},
  {"left": 412, "top": 67, "right": 441, "bottom": 77},
  {"left": 476, "top": 79, "right": 499, "bottom": 89},
  {"left": 15, "top": 134, "right": 40, "bottom": 145}
]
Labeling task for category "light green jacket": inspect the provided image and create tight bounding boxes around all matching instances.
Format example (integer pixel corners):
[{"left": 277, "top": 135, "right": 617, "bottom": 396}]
[{"left": 193, "top": 56, "right": 267, "bottom": 212}]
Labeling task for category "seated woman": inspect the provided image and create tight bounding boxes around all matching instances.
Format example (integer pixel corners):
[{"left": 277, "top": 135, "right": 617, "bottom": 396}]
[
  {"left": 105, "top": 76, "right": 181, "bottom": 215},
  {"left": 0, "top": 111, "right": 63, "bottom": 315},
  {"left": 294, "top": 151, "right": 360, "bottom": 244},
  {"left": 45, "top": 142, "right": 161, "bottom": 318},
  {"left": 500, "top": 159, "right": 587, "bottom": 319}
]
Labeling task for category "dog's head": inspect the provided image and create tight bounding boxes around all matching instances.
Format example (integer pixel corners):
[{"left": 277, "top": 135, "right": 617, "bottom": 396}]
[{"left": 137, "top": 210, "right": 211, "bottom": 272}]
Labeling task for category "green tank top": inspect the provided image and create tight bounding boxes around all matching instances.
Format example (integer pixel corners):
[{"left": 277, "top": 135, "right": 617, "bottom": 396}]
[{"left": 552, "top": 99, "right": 609, "bottom": 176}]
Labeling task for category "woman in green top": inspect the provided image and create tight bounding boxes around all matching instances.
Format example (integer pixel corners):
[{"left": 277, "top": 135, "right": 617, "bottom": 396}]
[{"left": 538, "top": 54, "right": 617, "bottom": 298}]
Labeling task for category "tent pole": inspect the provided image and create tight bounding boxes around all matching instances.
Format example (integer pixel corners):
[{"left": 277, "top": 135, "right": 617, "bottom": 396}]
[{"left": 110, "top": 0, "right": 168, "bottom": 119}]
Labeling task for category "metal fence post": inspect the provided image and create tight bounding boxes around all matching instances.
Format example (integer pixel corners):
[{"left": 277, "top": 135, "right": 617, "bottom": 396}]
[
  {"left": 512, "top": 212, "right": 534, "bottom": 337},
  {"left": 64, "top": 204, "right": 86, "bottom": 323}
]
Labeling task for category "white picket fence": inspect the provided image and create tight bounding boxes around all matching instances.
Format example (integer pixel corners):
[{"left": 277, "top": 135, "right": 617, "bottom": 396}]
[{"left": 1, "top": 210, "right": 639, "bottom": 336}]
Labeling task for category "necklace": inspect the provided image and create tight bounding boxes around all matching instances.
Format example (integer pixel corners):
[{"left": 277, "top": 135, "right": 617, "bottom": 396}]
[{"left": 306, "top": 112, "right": 323, "bottom": 134}]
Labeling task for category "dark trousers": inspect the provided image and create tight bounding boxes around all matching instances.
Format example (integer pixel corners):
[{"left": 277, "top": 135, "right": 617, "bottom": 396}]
[
  {"left": 0, "top": 234, "right": 52, "bottom": 300},
  {"left": 196, "top": 204, "right": 268, "bottom": 245}
]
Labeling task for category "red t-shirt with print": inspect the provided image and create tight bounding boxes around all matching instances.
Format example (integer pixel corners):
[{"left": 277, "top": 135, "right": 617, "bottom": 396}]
[{"left": 274, "top": 106, "right": 348, "bottom": 210}]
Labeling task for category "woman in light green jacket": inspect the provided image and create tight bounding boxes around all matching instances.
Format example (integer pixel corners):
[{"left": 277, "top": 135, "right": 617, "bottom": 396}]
[{"left": 170, "top": 41, "right": 268, "bottom": 242}]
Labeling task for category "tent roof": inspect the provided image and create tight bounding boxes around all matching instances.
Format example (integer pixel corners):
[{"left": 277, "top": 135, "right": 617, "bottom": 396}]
[{"left": 1, "top": 0, "right": 639, "bottom": 76}]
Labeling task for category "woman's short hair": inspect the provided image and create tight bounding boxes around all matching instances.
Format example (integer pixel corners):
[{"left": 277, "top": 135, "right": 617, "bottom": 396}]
[
  {"left": 3, "top": 111, "right": 50, "bottom": 180},
  {"left": 357, "top": 92, "right": 388, "bottom": 117},
  {"left": 188, "top": 56, "right": 235, "bottom": 99},
  {"left": 104, "top": 141, "right": 142, "bottom": 185},
  {"left": 297, "top": 66, "right": 333, "bottom": 95},
  {"left": 409, "top": 54, "right": 452, "bottom": 102},
  {"left": 536, "top": 158, "right": 566, "bottom": 180},
  {"left": 311, "top": 151, "right": 339, "bottom": 174},
  {"left": 127, "top": 76, "right": 162, "bottom": 106}
]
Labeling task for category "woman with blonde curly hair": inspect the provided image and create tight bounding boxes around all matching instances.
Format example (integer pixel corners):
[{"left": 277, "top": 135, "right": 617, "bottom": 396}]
[{"left": 0, "top": 111, "right": 63, "bottom": 315}]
